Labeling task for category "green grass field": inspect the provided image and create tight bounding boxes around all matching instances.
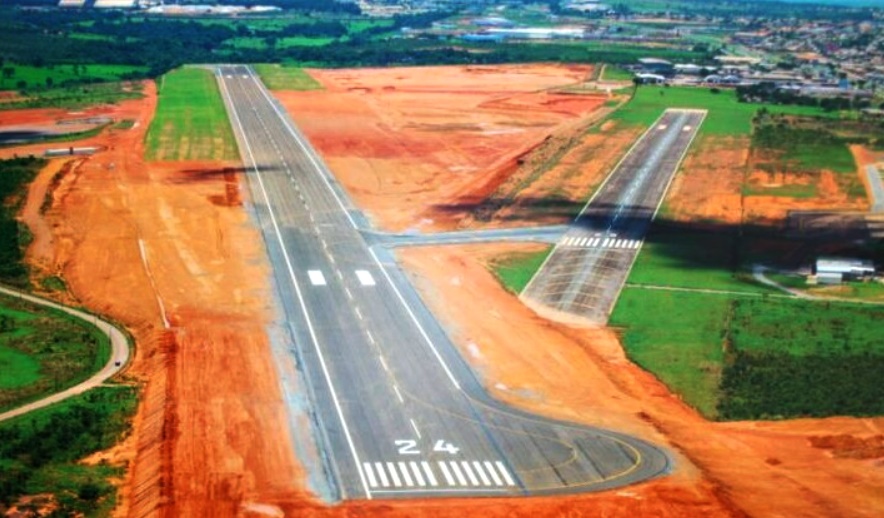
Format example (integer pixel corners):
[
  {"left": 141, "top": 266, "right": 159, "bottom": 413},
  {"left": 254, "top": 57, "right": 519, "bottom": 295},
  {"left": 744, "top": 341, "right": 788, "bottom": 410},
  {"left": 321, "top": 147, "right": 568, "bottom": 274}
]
[
  {"left": 0, "top": 293, "right": 111, "bottom": 413},
  {"left": 601, "top": 65, "right": 633, "bottom": 81},
  {"left": 742, "top": 183, "right": 819, "bottom": 199},
  {"left": 0, "top": 81, "right": 143, "bottom": 111},
  {"left": 0, "top": 63, "right": 146, "bottom": 91},
  {"left": 489, "top": 246, "right": 552, "bottom": 294},
  {"left": 145, "top": 67, "right": 237, "bottom": 161},
  {"left": 0, "top": 385, "right": 137, "bottom": 515},
  {"left": 254, "top": 64, "right": 323, "bottom": 91},
  {"left": 626, "top": 227, "right": 776, "bottom": 293},
  {"left": 610, "top": 86, "right": 832, "bottom": 136},
  {"left": 611, "top": 288, "right": 730, "bottom": 417}
]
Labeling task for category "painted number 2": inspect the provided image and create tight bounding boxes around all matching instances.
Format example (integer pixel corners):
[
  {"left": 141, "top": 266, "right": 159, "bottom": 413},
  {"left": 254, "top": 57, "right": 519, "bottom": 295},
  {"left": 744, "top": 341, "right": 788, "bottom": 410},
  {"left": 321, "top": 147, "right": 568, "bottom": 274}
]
[{"left": 395, "top": 439, "right": 420, "bottom": 455}]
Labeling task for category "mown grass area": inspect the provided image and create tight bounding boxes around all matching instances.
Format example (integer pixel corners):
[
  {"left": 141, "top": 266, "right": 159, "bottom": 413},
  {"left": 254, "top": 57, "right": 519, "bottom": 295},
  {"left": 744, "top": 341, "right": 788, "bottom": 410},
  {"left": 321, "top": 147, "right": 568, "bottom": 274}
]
[
  {"left": 0, "top": 157, "right": 45, "bottom": 286},
  {"left": 601, "top": 65, "right": 633, "bottom": 81},
  {"left": 610, "top": 86, "right": 832, "bottom": 136},
  {"left": 254, "top": 64, "right": 323, "bottom": 91},
  {"left": 0, "top": 63, "right": 146, "bottom": 92},
  {"left": 223, "top": 36, "right": 335, "bottom": 50},
  {"left": 611, "top": 288, "right": 730, "bottom": 418},
  {"left": 0, "top": 292, "right": 111, "bottom": 413},
  {"left": 0, "top": 82, "right": 143, "bottom": 111},
  {"left": 145, "top": 67, "right": 237, "bottom": 161},
  {"left": 0, "top": 385, "right": 138, "bottom": 515},
  {"left": 627, "top": 226, "right": 776, "bottom": 294},
  {"left": 489, "top": 246, "right": 552, "bottom": 294}
]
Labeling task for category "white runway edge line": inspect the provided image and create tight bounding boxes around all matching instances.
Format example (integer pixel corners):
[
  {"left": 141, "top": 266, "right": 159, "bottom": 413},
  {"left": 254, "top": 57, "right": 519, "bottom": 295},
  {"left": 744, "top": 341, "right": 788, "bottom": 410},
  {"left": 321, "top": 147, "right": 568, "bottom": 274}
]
[
  {"left": 216, "top": 69, "right": 372, "bottom": 499},
  {"left": 246, "top": 66, "right": 462, "bottom": 392}
]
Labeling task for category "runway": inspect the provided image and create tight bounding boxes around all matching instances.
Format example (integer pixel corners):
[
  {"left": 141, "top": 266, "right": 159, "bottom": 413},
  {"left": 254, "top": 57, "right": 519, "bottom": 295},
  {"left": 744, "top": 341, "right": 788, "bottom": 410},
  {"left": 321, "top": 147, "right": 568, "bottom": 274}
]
[
  {"left": 522, "top": 109, "right": 706, "bottom": 324},
  {"left": 216, "top": 65, "right": 669, "bottom": 500}
]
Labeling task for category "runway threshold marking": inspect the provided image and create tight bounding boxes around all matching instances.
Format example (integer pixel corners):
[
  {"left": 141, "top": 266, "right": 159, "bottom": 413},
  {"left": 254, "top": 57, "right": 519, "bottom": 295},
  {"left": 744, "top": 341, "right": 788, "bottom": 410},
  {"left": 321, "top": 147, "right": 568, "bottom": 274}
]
[{"left": 362, "top": 460, "right": 516, "bottom": 490}]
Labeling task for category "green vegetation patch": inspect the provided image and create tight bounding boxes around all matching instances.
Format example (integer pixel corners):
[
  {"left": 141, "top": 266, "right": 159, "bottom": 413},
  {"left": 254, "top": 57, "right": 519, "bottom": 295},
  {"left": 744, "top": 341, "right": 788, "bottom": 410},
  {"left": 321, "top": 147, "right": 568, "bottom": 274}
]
[
  {"left": 611, "top": 288, "right": 729, "bottom": 418},
  {"left": 145, "top": 67, "right": 237, "bottom": 161},
  {"left": 254, "top": 64, "right": 323, "bottom": 91},
  {"left": 489, "top": 246, "right": 553, "bottom": 294},
  {"left": 742, "top": 183, "right": 818, "bottom": 199},
  {"left": 601, "top": 65, "right": 633, "bottom": 81},
  {"left": 0, "top": 157, "right": 45, "bottom": 286},
  {"left": 719, "top": 298, "right": 884, "bottom": 419},
  {"left": 0, "top": 385, "right": 138, "bottom": 514},
  {"left": 0, "top": 63, "right": 146, "bottom": 92},
  {"left": 627, "top": 226, "right": 775, "bottom": 293},
  {"left": 753, "top": 124, "right": 856, "bottom": 174},
  {"left": 0, "top": 293, "right": 111, "bottom": 413},
  {"left": 0, "top": 82, "right": 143, "bottom": 111},
  {"left": 611, "top": 86, "right": 831, "bottom": 136}
]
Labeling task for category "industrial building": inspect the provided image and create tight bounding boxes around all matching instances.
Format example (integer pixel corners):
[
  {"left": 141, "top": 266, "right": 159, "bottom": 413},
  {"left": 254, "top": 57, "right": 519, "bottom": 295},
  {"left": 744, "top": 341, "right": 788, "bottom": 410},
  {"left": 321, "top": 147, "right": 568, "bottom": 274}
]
[{"left": 814, "top": 257, "right": 876, "bottom": 284}]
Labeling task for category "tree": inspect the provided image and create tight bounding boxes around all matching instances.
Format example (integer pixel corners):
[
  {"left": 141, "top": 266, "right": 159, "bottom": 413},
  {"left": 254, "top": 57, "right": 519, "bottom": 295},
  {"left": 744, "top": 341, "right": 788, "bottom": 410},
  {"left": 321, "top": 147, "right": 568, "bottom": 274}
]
[
  {"left": 2, "top": 67, "right": 13, "bottom": 80},
  {"left": 45, "top": 76, "right": 53, "bottom": 89}
]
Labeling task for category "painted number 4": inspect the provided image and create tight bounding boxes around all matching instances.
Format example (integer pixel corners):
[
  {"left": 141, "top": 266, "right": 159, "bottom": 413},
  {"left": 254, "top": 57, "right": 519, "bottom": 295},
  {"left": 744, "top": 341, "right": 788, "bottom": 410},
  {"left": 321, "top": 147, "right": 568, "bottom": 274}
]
[{"left": 433, "top": 440, "right": 460, "bottom": 455}]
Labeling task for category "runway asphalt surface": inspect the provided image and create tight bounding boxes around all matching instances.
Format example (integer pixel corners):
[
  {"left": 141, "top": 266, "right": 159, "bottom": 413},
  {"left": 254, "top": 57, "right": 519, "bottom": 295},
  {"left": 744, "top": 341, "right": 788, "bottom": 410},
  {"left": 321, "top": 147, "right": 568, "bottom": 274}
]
[
  {"left": 522, "top": 109, "right": 706, "bottom": 325},
  {"left": 365, "top": 225, "right": 568, "bottom": 248},
  {"left": 216, "top": 65, "right": 670, "bottom": 500}
]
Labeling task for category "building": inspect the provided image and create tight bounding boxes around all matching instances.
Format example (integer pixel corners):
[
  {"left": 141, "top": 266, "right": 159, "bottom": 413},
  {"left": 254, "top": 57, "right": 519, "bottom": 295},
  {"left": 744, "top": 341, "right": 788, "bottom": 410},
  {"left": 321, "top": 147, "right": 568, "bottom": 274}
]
[
  {"left": 638, "top": 58, "right": 674, "bottom": 76},
  {"left": 814, "top": 257, "right": 876, "bottom": 284}
]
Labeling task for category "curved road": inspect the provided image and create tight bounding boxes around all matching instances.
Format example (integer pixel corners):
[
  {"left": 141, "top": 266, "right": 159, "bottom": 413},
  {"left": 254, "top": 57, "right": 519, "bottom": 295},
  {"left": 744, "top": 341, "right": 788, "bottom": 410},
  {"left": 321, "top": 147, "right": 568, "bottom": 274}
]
[{"left": 0, "top": 285, "right": 131, "bottom": 423}]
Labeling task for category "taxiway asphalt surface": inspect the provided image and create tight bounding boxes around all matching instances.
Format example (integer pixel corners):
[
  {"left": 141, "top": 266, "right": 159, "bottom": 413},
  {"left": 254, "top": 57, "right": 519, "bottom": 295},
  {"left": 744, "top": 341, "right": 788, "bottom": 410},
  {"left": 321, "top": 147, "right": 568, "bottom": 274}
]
[
  {"left": 522, "top": 109, "right": 706, "bottom": 324},
  {"left": 216, "top": 65, "right": 670, "bottom": 500}
]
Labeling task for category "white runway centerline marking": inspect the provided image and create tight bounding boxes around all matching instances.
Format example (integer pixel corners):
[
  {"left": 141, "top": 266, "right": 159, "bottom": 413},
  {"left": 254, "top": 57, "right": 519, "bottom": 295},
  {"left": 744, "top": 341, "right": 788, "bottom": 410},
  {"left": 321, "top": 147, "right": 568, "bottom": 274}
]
[
  {"left": 409, "top": 418, "right": 422, "bottom": 439},
  {"left": 355, "top": 269, "right": 376, "bottom": 286},
  {"left": 307, "top": 270, "right": 326, "bottom": 286},
  {"left": 393, "top": 384, "right": 404, "bottom": 403}
]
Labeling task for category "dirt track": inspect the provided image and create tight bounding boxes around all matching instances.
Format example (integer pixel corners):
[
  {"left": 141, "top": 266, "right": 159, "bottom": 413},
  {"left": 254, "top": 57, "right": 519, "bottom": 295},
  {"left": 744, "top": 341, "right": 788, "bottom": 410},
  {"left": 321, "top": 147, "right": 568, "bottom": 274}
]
[{"left": 8, "top": 65, "right": 884, "bottom": 517}]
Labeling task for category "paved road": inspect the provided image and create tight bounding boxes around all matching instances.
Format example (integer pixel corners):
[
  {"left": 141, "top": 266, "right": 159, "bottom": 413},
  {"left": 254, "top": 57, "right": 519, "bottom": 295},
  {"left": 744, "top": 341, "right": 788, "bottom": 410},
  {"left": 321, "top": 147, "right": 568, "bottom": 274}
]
[
  {"left": 216, "top": 65, "right": 670, "bottom": 500},
  {"left": 365, "top": 225, "right": 568, "bottom": 248},
  {"left": 865, "top": 165, "right": 884, "bottom": 214},
  {"left": 522, "top": 109, "right": 706, "bottom": 324},
  {"left": 0, "top": 285, "right": 130, "bottom": 423}
]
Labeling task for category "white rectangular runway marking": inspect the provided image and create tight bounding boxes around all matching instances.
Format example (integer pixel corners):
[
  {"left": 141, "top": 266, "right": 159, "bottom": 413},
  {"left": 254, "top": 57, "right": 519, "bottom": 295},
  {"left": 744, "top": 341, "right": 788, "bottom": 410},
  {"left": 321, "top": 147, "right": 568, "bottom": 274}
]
[
  {"left": 363, "top": 463, "right": 378, "bottom": 488},
  {"left": 495, "top": 461, "right": 516, "bottom": 486},
  {"left": 601, "top": 238, "right": 611, "bottom": 248},
  {"left": 438, "top": 461, "right": 455, "bottom": 485},
  {"left": 460, "top": 461, "right": 480, "bottom": 486},
  {"left": 422, "top": 461, "right": 438, "bottom": 486},
  {"left": 398, "top": 462, "right": 414, "bottom": 487},
  {"left": 386, "top": 462, "right": 402, "bottom": 487},
  {"left": 591, "top": 237, "right": 601, "bottom": 247},
  {"left": 355, "top": 270, "right": 376, "bottom": 286},
  {"left": 683, "top": 125, "right": 692, "bottom": 132},
  {"left": 410, "top": 461, "right": 426, "bottom": 486},
  {"left": 631, "top": 240, "right": 641, "bottom": 249},
  {"left": 484, "top": 461, "right": 503, "bottom": 486},
  {"left": 563, "top": 237, "right": 574, "bottom": 246},
  {"left": 307, "top": 270, "right": 326, "bottom": 286},
  {"left": 374, "top": 462, "right": 389, "bottom": 487},
  {"left": 612, "top": 239, "right": 621, "bottom": 248},
  {"left": 449, "top": 462, "right": 468, "bottom": 486},
  {"left": 658, "top": 124, "right": 668, "bottom": 130},
  {"left": 472, "top": 461, "right": 492, "bottom": 486},
  {"left": 578, "top": 237, "right": 589, "bottom": 247}
]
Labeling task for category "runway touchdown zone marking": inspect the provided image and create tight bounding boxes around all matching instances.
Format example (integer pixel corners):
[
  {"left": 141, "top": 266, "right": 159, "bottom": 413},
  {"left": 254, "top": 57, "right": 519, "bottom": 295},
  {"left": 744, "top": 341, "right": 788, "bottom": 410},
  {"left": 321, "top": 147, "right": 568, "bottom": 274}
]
[
  {"left": 307, "top": 270, "right": 326, "bottom": 286},
  {"left": 559, "top": 236, "right": 643, "bottom": 250},
  {"left": 355, "top": 269, "right": 376, "bottom": 286},
  {"left": 362, "top": 460, "right": 516, "bottom": 491}
]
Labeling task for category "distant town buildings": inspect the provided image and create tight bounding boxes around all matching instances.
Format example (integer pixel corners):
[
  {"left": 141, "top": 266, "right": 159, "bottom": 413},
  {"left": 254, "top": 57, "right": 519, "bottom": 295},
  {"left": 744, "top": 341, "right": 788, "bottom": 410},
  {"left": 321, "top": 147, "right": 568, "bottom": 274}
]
[{"left": 814, "top": 257, "right": 877, "bottom": 284}]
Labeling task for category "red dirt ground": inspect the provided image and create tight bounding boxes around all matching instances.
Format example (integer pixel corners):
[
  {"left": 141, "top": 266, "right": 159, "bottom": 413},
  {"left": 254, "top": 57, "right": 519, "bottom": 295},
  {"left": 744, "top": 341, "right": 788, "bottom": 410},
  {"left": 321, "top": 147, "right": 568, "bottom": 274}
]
[
  {"left": 278, "top": 64, "right": 608, "bottom": 231},
  {"left": 9, "top": 65, "right": 883, "bottom": 518}
]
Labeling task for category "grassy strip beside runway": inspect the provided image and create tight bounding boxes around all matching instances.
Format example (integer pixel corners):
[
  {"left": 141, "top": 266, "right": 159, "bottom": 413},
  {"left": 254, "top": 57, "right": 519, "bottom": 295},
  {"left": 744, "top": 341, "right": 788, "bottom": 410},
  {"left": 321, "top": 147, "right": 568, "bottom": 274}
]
[
  {"left": 253, "top": 64, "right": 323, "bottom": 91},
  {"left": 145, "top": 67, "right": 238, "bottom": 161},
  {"left": 490, "top": 246, "right": 552, "bottom": 294}
]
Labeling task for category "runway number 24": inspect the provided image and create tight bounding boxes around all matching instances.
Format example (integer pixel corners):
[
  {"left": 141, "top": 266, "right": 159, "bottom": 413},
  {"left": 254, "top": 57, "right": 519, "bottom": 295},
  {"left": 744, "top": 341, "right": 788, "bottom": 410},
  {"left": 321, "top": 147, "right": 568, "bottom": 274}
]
[{"left": 394, "top": 440, "right": 460, "bottom": 456}]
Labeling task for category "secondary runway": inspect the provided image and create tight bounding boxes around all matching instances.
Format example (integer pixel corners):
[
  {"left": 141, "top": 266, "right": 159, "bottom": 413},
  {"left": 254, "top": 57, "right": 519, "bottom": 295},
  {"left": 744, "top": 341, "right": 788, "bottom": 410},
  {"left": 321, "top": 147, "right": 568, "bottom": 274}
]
[
  {"left": 522, "top": 109, "right": 706, "bottom": 324},
  {"left": 216, "top": 65, "right": 670, "bottom": 500}
]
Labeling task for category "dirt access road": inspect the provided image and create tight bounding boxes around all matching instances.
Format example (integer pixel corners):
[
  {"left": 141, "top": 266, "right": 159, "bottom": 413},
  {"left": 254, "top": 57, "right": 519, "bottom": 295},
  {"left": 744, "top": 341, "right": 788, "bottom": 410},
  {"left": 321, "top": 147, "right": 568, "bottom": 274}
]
[{"left": 9, "top": 64, "right": 884, "bottom": 517}]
